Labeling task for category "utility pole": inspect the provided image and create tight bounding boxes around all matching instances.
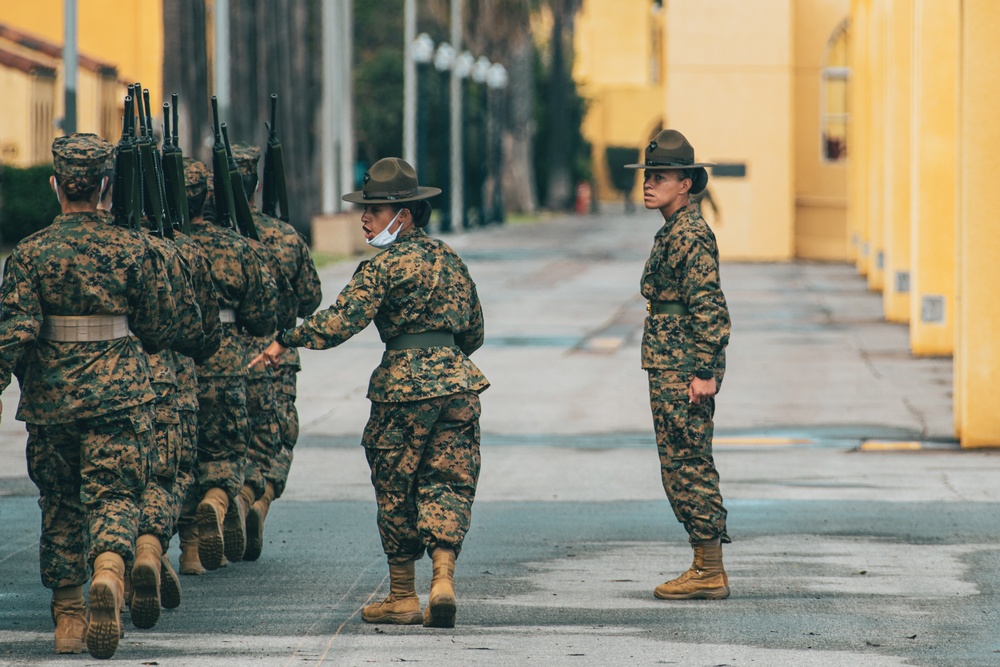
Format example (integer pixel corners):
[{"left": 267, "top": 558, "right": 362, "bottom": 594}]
[
  {"left": 449, "top": 0, "right": 463, "bottom": 231},
  {"left": 403, "top": 0, "right": 417, "bottom": 166},
  {"left": 214, "top": 0, "right": 231, "bottom": 122},
  {"left": 62, "top": 0, "right": 78, "bottom": 135},
  {"left": 338, "top": 0, "right": 355, "bottom": 205},
  {"left": 321, "top": 0, "right": 337, "bottom": 213}
]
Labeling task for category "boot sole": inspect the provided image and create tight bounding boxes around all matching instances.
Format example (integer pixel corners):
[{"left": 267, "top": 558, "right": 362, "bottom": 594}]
[
  {"left": 653, "top": 586, "right": 731, "bottom": 600},
  {"left": 86, "top": 579, "right": 121, "bottom": 659},
  {"left": 244, "top": 504, "right": 264, "bottom": 562},
  {"left": 361, "top": 610, "right": 424, "bottom": 625},
  {"left": 130, "top": 559, "right": 161, "bottom": 629},
  {"left": 160, "top": 555, "right": 182, "bottom": 609},
  {"left": 423, "top": 596, "right": 456, "bottom": 628},
  {"left": 196, "top": 502, "right": 225, "bottom": 571},
  {"left": 223, "top": 505, "right": 246, "bottom": 563},
  {"left": 55, "top": 638, "right": 86, "bottom": 654}
]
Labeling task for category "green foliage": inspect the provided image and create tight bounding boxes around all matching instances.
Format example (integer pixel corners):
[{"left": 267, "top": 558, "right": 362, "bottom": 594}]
[
  {"left": 605, "top": 146, "right": 640, "bottom": 193},
  {"left": 0, "top": 164, "right": 60, "bottom": 246}
]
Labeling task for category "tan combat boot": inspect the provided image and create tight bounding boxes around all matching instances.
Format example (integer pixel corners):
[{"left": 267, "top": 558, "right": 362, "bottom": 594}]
[
  {"left": 178, "top": 523, "right": 206, "bottom": 575},
  {"left": 245, "top": 481, "right": 275, "bottom": 562},
  {"left": 361, "top": 562, "right": 423, "bottom": 625},
  {"left": 160, "top": 553, "right": 182, "bottom": 609},
  {"left": 51, "top": 585, "right": 87, "bottom": 654},
  {"left": 130, "top": 534, "right": 163, "bottom": 628},
  {"left": 653, "top": 538, "right": 730, "bottom": 600},
  {"left": 224, "top": 485, "right": 253, "bottom": 562},
  {"left": 196, "top": 487, "right": 228, "bottom": 571},
  {"left": 423, "top": 547, "right": 457, "bottom": 628},
  {"left": 86, "top": 551, "right": 125, "bottom": 659}
]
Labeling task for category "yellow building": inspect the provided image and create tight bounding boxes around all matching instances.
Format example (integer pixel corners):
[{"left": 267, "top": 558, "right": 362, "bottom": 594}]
[
  {"left": 0, "top": 1, "right": 163, "bottom": 166},
  {"left": 575, "top": 0, "right": 850, "bottom": 262},
  {"left": 575, "top": 0, "right": 999, "bottom": 447}
]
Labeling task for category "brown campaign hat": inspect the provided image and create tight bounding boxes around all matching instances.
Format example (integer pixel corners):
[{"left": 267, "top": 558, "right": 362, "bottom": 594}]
[
  {"left": 624, "top": 129, "right": 715, "bottom": 170},
  {"left": 342, "top": 157, "right": 441, "bottom": 204},
  {"left": 52, "top": 133, "right": 113, "bottom": 179}
]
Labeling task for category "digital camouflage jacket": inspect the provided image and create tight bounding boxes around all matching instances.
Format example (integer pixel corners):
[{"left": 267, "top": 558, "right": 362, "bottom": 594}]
[
  {"left": 0, "top": 212, "right": 177, "bottom": 423},
  {"left": 281, "top": 227, "right": 488, "bottom": 402},
  {"left": 640, "top": 202, "right": 730, "bottom": 374},
  {"left": 187, "top": 218, "right": 277, "bottom": 378},
  {"left": 252, "top": 210, "right": 323, "bottom": 371}
]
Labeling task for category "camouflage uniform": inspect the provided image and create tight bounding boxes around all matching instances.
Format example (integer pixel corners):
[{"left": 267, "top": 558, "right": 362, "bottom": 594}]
[
  {"left": 137, "top": 233, "right": 209, "bottom": 550},
  {"left": 169, "top": 231, "right": 222, "bottom": 528},
  {"left": 0, "top": 134, "right": 177, "bottom": 587},
  {"left": 641, "top": 201, "right": 731, "bottom": 544},
  {"left": 187, "top": 176, "right": 277, "bottom": 500},
  {"left": 279, "top": 226, "right": 488, "bottom": 565},
  {"left": 233, "top": 143, "right": 323, "bottom": 499}
]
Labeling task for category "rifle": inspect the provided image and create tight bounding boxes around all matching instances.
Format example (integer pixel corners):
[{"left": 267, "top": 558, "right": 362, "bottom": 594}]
[
  {"left": 111, "top": 91, "right": 139, "bottom": 230},
  {"left": 262, "top": 93, "right": 289, "bottom": 221},
  {"left": 210, "top": 96, "right": 237, "bottom": 231},
  {"left": 161, "top": 94, "right": 191, "bottom": 234},
  {"left": 134, "top": 86, "right": 171, "bottom": 238},
  {"left": 221, "top": 123, "right": 260, "bottom": 241}
]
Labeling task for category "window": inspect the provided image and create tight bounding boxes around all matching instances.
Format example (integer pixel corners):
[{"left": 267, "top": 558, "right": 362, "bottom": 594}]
[{"left": 821, "top": 19, "right": 850, "bottom": 162}]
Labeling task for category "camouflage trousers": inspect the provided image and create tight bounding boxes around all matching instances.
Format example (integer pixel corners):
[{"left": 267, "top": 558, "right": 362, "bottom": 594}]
[
  {"left": 196, "top": 376, "right": 248, "bottom": 500},
  {"left": 138, "top": 397, "right": 182, "bottom": 550},
  {"left": 244, "top": 374, "right": 281, "bottom": 499},
  {"left": 266, "top": 367, "right": 299, "bottom": 499},
  {"left": 362, "top": 392, "right": 481, "bottom": 566},
  {"left": 171, "top": 408, "right": 200, "bottom": 529},
  {"left": 26, "top": 404, "right": 153, "bottom": 589},
  {"left": 648, "top": 370, "right": 730, "bottom": 544}
]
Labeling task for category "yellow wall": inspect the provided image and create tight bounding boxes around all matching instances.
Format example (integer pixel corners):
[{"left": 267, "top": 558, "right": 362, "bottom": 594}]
[
  {"left": 864, "top": 0, "right": 887, "bottom": 290},
  {"left": 881, "top": 0, "right": 913, "bottom": 322},
  {"left": 957, "top": 0, "right": 1000, "bottom": 448},
  {"left": 0, "top": 0, "right": 162, "bottom": 142},
  {"left": 792, "top": 0, "right": 850, "bottom": 261},
  {"left": 574, "top": 0, "right": 665, "bottom": 203},
  {"left": 909, "top": 0, "right": 957, "bottom": 357},
  {"left": 664, "top": 0, "right": 794, "bottom": 261}
]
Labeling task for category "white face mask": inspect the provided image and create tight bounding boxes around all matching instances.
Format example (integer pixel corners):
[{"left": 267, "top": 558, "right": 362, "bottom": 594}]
[{"left": 367, "top": 209, "right": 404, "bottom": 248}]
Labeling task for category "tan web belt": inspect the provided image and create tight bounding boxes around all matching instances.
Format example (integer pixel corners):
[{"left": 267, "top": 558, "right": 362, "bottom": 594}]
[
  {"left": 647, "top": 300, "right": 690, "bottom": 316},
  {"left": 385, "top": 331, "right": 456, "bottom": 351},
  {"left": 219, "top": 308, "right": 237, "bottom": 324},
  {"left": 39, "top": 315, "right": 130, "bottom": 342}
]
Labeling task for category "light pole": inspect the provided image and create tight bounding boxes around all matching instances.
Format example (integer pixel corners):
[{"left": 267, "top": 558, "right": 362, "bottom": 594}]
[
  {"left": 471, "top": 56, "right": 492, "bottom": 227},
  {"left": 454, "top": 51, "right": 474, "bottom": 229},
  {"left": 433, "top": 43, "right": 456, "bottom": 233},
  {"left": 486, "top": 63, "right": 508, "bottom": 225},
  {"left": 410, "top": 33, "right": 435, "bottom": 175}
]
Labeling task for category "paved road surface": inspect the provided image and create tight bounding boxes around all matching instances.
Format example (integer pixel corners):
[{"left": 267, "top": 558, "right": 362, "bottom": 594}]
[{"left": 1, "top": 211, "right": 997, "bottom": 666}]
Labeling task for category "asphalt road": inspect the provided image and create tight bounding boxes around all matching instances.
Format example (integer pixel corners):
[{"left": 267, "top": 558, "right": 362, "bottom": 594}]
[{"left": 1, "top": 210, "right": 998, "bottom": 666}]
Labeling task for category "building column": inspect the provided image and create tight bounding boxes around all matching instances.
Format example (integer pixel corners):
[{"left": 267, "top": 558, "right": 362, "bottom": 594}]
[
  {"left": 881, "top": 0, "right": 913, "bottom": 322},
  {"left": 909, "top": 0, "right": 957, "bottom": 357},
  {"left": 957, "top": 0, "right": 1000, "bottom": 448},
  {"left": 864, "top": 0, "right": 888, "bottom": 290},
  {"left": 848, "top": 0, "right": 871, "bottom": 273}
]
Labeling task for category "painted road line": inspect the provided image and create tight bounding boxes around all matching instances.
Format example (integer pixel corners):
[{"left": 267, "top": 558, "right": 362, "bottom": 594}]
[{"left": 859, "top": 440, "right": 924, "bottom": 451}]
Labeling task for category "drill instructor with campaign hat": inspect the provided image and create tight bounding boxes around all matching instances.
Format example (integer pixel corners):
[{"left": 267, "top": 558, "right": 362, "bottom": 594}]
[{"left": 251, "top": 157, "right": 489, "bottom": 629}]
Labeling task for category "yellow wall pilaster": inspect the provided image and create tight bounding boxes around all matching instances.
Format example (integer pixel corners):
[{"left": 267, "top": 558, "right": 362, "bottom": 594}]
[
  {"left": 848, "top": 0, "right": 871, "bottom": 273},
  {"left": 957, "top": 0, "right": 1000, "bottom": 447},
  {"left": 865, "top": 0, "right": 887, "bottom": 290},
  {"left": 909, "top": 0, "right": 957, "bottom": 356},
  {"left": 881, "top": 0, "right": 912, "bottom": 322}
]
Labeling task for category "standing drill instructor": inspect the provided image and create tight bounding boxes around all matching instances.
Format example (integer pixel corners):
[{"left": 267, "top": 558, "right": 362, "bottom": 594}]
[
  {"left": 0, "top": 133, "right": 178, "bottom": 658},
  {"left": 250, "top": 157, "right": 488, "bottom": 629},
  {"left": 626, "top": 129, "right": 733, "bottom": 600}
]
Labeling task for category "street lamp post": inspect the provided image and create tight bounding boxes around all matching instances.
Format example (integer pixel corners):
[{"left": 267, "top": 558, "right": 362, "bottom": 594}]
[
  {"left": 410, "top": 33, "right": 435, "bottom": 175},
  {"left": 454, "top": 51, "right": 474, "bottom": 230},
  {"left": 486, "top": 63, "right": 508, "bottom": 225},
  {"left": 433, "top": 43, "right": 456, "bottom": 233},
  {"left": 471, "top": 56, "right": 492, "bottom": 227}
]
